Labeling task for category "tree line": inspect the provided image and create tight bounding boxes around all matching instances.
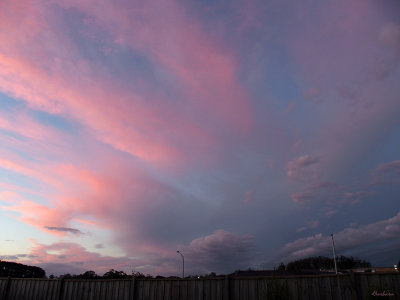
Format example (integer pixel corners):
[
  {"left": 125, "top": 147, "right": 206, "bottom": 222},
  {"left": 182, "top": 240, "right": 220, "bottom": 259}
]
[
  {"left": 277, "top": 255, "right": 372, "bottom": 272},
  {"left": 0, "top": 260, "right": 45, "bottom": 278},
  {"left": 2, "top": 256, "right": 398, "bottom": 279},
  {"left": 53, "top": 269, "right": 155, "bottom": 280}
]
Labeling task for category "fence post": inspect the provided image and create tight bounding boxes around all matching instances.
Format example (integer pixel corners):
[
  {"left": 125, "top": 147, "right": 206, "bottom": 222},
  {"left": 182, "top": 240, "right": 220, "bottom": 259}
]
[
  {"left": 57, "top": 279, "right": 65, "bottom": 300},
  {"left": 224, "top": 276, "right": 230, "bottom": 300},
  {"left": 1, "top": 277, "right": 11, "bottom": 300},
  {"left": 349, "top": 272, "right": 358, "bottom": 300},
  {"left": 129, "top": 278, "right": 136, "bottom": 300}
]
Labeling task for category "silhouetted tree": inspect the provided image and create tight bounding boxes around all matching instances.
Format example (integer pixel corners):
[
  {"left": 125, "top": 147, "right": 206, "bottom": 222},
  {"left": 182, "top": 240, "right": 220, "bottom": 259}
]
[
  {"left": 131, "top": 271, "right": 145, "bottom": 278},
  {"left": 286, "top": 256, "right": 371, "bottom": 272},
  {"left": 75, "top": 270, "right": 100, "bottom": 279},
  {"left": 0, "top": 261, "right": 45, "bottom": 278},
  {"left": 277, "top": 262, "right": 286, "bottom": 271},
  {"left": 103, "top": 269, "right": 128, "bottom": 279},
  {"left": 286, "top": 256, "right": 332, "bottom": 272},
  {"left": 207, "top": 272, "right": 216, "bottom": 278},
  {"left": 336, "top": 256, "right": 371, "bottom": 269}
]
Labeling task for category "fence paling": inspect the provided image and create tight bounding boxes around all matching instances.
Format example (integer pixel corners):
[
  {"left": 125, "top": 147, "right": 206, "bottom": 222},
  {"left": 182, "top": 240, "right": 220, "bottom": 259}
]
[{"left": 1, "top": 273, "right": 400, "bottom": 300}]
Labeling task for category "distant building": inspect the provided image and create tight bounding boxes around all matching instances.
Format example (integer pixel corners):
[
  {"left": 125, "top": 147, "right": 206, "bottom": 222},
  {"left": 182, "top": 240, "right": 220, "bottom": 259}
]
[{"left": 345, "top": 267, "right": 398, "bottom": 273}]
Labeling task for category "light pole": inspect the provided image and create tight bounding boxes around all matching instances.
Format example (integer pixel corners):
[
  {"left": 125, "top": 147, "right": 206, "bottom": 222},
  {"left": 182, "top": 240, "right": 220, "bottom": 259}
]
[
  {"left": 177, "top": 250, "right": 184, "bottom": 278},
  {"left": 331, "top": 234, "right": 338, "bottom": 274}
]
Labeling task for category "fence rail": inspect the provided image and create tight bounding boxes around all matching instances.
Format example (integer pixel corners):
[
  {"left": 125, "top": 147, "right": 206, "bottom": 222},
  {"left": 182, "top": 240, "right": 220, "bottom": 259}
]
[{"left": 1, "top": 273, "right": 399, "bottom": 300}]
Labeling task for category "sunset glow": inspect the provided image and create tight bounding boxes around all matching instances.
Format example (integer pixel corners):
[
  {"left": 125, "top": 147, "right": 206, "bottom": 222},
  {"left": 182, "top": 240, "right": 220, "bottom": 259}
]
[{"left": 0, "top": 0, "right": 399, "bottom": 276}]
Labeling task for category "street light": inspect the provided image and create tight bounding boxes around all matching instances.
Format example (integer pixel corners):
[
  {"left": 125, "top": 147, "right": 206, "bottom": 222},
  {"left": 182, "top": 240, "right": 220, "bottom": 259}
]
[
  {"left": 177, "top": 250, "right": 184, "bottom": 278},
  {"left": 331, "top": 234, "right": 338, "bottom": 274}
]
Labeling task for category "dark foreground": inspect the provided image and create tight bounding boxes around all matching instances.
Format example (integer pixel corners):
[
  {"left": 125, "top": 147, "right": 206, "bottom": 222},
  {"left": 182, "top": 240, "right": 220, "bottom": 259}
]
[{"left": 1, "top": 272, "right": 399, "bottom": 300}]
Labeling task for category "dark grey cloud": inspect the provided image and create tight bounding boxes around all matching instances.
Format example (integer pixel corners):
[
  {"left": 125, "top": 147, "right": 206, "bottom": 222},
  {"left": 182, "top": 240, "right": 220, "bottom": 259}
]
[
  {"left": 45, "top": 226, "right": 83, "bottom": 235},
  {"left": 37, "top": 262, "right": 86, "bottom": 276},
  {"left": 0, "top": 254, "right": 37, "bottom": 260},
  {"left": 279, "top": 211, "right": 400, "bottom": 263},
  {"left": 183, "top": 230, "right": 254, "bottom": 274}
]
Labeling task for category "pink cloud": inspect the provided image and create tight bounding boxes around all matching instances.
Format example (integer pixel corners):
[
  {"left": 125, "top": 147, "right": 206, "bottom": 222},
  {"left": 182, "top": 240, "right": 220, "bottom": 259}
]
[
  {"left": 0, "top": 0, "right": 255, "bottom": 169},
  {"left": 325, "top": 209, "right": 338, "bottom": 217},
  {"left": 284, "top": 3, "right": 400, "bottom": 178},
  {"left": 0, "top": 182, "right": 45, "bottom": 199},
  {"left": 3, "top": 201, "right": 72, "bottom": 236},
  {"left": 287, "top": 157, "right": 343, "bottom": 205},
  {"left": 286, "top": 155, "right": 320, "bottom": 181},
  {"left": 291, "top": 191, "right": 314, "bottom": 204},
  {"left": 67, "top": 0, "right": 253, "bottom": 130},
  {"left": 371, "top": 160, "right": 400, "bottom": 185},
  {"left": 0, "top": 149, "right": 121, "bottom": 235},
  {"left": 296, "top": 220, "right": 319, "bottom": 232},
  {"left": 0, "top": 1, "right": 262, "bottom": 266},
  {"left": 0, "top": 146, "right": 207, "bottom": 261},
  {"left": 0, "top": 110, "right": 60, "bottom": 142},
  {"left": 290, "top": 180, "right": 341, "bottom": 204},
  {"left": 0, "top": 149, "right": 104, "bottom": 195},
  {"left": 287, "top": 101, "right": 297, "bottom": 112},
  {"left": 243, "top": 190, "right": 254, "bottom": 204},
  {"left": 26, "top": 241, "right": 135, "bottom": 276},
  {"left": 0, "top": 190, "right": 23, "bottom": 204},
  {"left": 0, "top": 0, "right": 397, "bottom": 276},
  {"left": 302, "top": 87, "right": 321, "bottom": 102},
  {"left": 341, "top": 190, "right": 376, "bottom": 206},
  {"left": 0, "top": 156, "right": 53, "bottom": 186},
  {"left": 14, "top": 230, "right": 254, "bottom": 276},
  {"left": 380, "top": 22, "right": 400, "bottom": 52}
]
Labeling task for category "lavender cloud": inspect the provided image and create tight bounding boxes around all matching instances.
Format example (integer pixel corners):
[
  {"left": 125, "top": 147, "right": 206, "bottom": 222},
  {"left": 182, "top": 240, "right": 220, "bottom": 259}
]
[
  {"left": 184, "top": 230, "right": 254, "bottom": 274},
  {"left": 280, "top": 212, "right": 400, "bottom": 262},
  {"left": 371, "top": 160, "right": 400, "bottom": 185},
  {"left": 286, "top": 155, "right": 320, "bottom": 182}
]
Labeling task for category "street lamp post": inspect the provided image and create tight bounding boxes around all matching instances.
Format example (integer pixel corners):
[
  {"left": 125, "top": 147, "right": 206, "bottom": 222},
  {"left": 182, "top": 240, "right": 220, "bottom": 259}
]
[
  {"left": 177, "top": 250, "right": 184, "bottom": 278},
  {"left": 331, "top": 234, "right": 338, "bottom": 274}
]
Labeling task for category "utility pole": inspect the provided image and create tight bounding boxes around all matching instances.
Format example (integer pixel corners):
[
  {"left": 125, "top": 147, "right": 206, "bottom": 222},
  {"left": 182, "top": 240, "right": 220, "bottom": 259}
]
[
  {"left": 331, "top": 234, "right": 338, "bottom": 274},
  {"left": 177, "top": 250, "right": 184, "bottom": 278}
]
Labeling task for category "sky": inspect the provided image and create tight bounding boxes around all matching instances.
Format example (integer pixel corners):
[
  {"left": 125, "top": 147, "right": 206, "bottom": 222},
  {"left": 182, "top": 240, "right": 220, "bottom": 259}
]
[{"left": 0, "top": 0, "right": 399, "bottom": 277}]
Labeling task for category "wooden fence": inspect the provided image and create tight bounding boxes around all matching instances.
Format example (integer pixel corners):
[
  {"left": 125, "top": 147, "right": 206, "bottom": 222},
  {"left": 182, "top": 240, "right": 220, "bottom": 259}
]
[{"left": 1, "top": 273, "right": 399, "bottom": 299}]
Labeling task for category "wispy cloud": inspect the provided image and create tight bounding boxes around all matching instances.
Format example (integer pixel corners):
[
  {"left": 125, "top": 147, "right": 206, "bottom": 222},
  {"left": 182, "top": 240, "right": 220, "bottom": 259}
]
[
  {"left": 296, "top": 220, "right": 319, "bottom": 233},
  {"left": 371, "top": 160, "right": 400, "bottom": 185},
  {"left": 44, "top": 226, "right": 83, "bottom": 235}
]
